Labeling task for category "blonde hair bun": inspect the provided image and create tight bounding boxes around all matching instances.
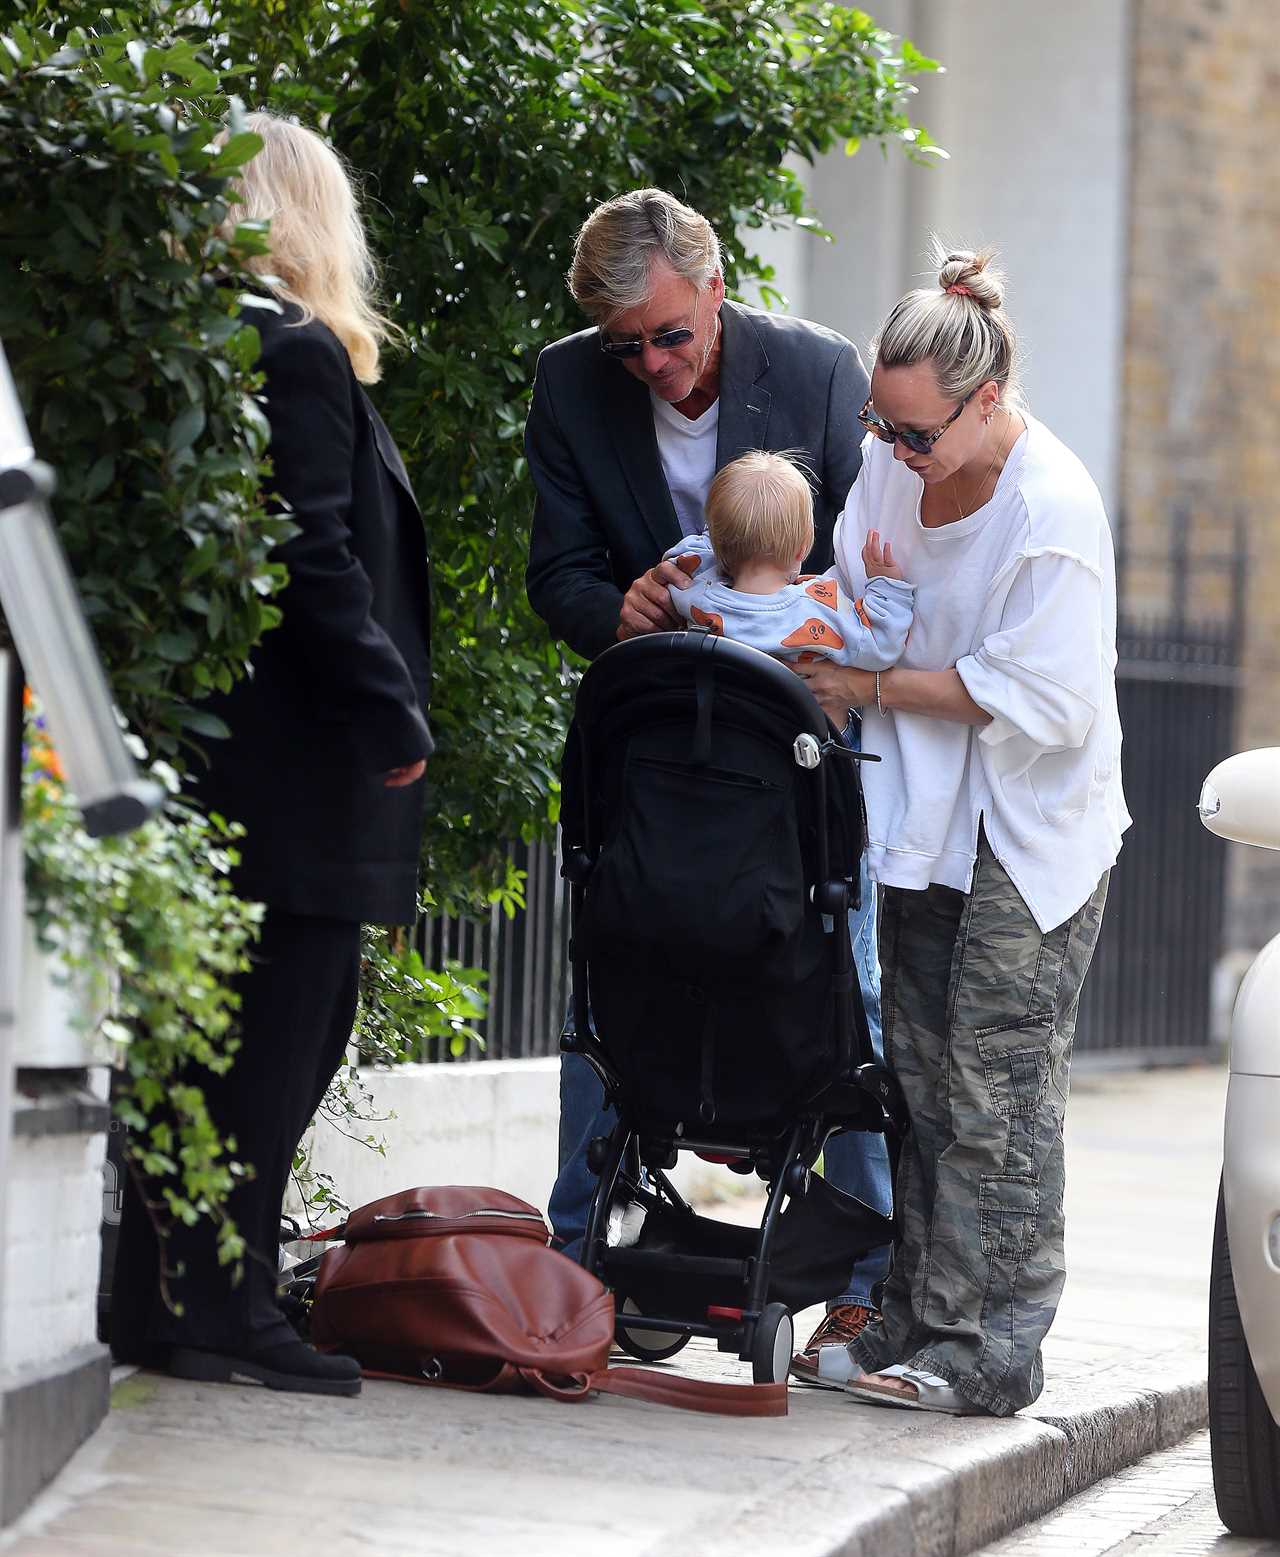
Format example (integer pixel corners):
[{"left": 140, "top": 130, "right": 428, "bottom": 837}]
[
  {"left": 870, "top": 238, "right": 1022, "bottom": 408},
  {"left": 935, "top": 244, "right": 1004, "bottom": 311}
]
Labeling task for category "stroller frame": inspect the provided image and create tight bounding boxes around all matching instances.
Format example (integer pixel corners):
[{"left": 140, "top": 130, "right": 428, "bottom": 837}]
[{"left": 561, "top": 631, "right": 907, "bottom": 1383}]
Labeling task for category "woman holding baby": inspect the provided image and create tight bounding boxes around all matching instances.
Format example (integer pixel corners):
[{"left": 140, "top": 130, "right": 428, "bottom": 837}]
[{"left": 794, "top": 245, "right": 1129, "bottom": 1416}]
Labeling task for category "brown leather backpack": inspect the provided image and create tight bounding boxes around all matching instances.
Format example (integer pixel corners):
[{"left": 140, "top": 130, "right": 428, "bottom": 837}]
[{"left": 309, "top": 1185, "right": 786, "bottom": 1416}]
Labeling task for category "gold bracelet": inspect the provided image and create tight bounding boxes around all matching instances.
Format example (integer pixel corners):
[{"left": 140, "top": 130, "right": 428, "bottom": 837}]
[{"left": 875, "top": 670, "right": 885, "bottom": 717}]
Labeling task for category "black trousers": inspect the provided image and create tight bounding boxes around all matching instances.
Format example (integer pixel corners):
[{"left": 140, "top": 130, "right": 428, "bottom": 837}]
[{"left": 111, "top": 910, "right": 361, "bottom": 1356}]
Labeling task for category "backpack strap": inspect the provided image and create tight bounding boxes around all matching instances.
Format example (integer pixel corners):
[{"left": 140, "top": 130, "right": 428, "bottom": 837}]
[
  {"left": 517, "top": 1368, "right": 594, "bottom": 1402},
  {"left": 520, "top": 1365, "right": 787, "bottom": 1417},
  {"left": 340, "top": 1355, "right": 786, "bottom": 1415},
  {"left": 591, "top": 1366, "right": 788, "bottom": 1417}
]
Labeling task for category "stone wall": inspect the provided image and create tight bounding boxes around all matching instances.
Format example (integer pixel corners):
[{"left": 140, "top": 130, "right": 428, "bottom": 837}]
[
  {"left": 3, "top": 1110, "right": 108, "bottom": 1378},
  {"left": 1121, "top": 0, "right": 1280, "bottom": 951},
  {"left": 290, "top": 1056, "right": 734, "bottom": 1227},
  {"left": 1, "top": 1072, "right": 110, "bottom": 1524}
]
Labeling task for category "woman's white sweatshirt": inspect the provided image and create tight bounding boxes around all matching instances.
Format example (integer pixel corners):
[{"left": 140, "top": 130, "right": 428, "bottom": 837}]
[{"left": 834, "top": 418, "right": 1131, "bottom": 932}]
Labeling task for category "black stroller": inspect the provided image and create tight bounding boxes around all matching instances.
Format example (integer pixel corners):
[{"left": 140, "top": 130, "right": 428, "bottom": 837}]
[{"left": 560, "top": 629, "right": 908, "bottom": 1383}]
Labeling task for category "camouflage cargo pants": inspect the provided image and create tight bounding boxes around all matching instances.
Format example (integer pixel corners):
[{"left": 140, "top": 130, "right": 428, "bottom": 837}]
[{"left": 851, "top": 831, "right": 1109, "bottom": 1415}]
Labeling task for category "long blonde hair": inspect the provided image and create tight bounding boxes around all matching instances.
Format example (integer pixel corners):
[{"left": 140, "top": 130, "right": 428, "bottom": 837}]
[{"left": 226, "top": 112, "right": 396, "bottom": 384}]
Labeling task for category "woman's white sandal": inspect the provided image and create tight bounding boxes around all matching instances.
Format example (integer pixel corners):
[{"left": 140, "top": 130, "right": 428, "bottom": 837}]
[{"left": 843, "top": 1364, "right": 983, "bottom": 1415}]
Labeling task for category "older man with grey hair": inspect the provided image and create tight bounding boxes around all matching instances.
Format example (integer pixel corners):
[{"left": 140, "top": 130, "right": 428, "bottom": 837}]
[{"left": 524, "top": 188, "right": 890, "bottom": 1377}]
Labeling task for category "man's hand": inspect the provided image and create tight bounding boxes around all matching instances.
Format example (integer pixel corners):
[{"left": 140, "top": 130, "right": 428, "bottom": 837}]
[
  {"left": 616, "top": 556, "right": 698, "bottom": 642},
  {"left": 862, "top": 529, "right": 904, "bottom": 582},
  {"left": 384, "top": 759, "right": 427, "bottom": 788},
  {"left": 790, "top": 661, "right": 876, "bottom": 725}
]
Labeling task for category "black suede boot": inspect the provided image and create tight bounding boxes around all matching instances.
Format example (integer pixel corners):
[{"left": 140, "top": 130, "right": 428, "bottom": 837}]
[
  {"left": 169, "top": 1337, "right": 361, "bottom": 1397},
  {"left": 110, "top": 1339, "right": 173, "bottom": 1371}
]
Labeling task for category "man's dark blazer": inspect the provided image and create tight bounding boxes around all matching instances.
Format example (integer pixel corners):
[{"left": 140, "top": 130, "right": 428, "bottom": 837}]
[
  {"left": 192, "top": 299, "right": 433, "bottom": 926},
  {"left": 524, "top": 298, "right": 870, "bottom": 660}
]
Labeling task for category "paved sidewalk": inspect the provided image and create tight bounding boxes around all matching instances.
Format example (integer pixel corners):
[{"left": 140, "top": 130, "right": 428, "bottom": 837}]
[
  {"left": 977, "top": 1431, "right": 1273, "bottom": 1556},
  {"left": 0, "top": 1066, "right": 1225, "bottom": 1557}
]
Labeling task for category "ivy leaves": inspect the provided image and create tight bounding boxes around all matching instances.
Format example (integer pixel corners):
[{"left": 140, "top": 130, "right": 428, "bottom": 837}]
[{"left": 23, "top": 726, "right": 262, "bottom": 1272}]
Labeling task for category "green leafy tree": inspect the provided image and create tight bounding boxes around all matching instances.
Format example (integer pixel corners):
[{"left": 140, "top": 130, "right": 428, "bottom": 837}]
[
  {"left": 0, "top": 21, "right": 284, "bottom": 1247},
  {"left": 21, "top": 0, "right": 938, "bottom": 916},
  {"left": 0, "top": 22, "right": 291, "bottom": 758},
  {"left": 8, "top": 0, "right": 939, "bottom": 917},
  {"left": 1, "top": 0, "right": 939, "bottom": 1220},
  {"left": 288, "top": 0, "right": 942, "bottom": 912}
]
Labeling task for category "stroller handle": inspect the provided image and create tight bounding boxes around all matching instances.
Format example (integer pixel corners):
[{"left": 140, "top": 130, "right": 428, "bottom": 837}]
[{"left": 578, "top": 630, "right": 836, "bottom": 741}]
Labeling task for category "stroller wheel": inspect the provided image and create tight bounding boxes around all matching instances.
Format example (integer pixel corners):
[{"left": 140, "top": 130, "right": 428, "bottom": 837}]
[
  {"left": 616, "top": 1298, "right": 690, "bottom": 1362},
  {"left": 750, "top": 1303, "right": 794, "bottom": 1385}
]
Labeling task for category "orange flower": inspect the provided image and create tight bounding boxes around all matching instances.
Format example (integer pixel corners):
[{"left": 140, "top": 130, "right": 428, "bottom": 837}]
[{"left": 30, "top": 743, "right": 64, "bottom": 783}]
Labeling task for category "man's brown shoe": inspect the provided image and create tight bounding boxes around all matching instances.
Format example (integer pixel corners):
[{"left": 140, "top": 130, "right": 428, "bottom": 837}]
[{"left": 789, "top": 1303, "right": 875, "bottom": 1385}]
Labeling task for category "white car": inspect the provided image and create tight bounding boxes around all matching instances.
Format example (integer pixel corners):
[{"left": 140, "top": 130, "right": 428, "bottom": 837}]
[{"left": 1199, "top": 748, "right": 1280, "bottom": 1535}]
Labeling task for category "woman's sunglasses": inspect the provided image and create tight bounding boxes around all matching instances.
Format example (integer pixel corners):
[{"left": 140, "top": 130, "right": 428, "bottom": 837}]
[
  {"left": 599, "top": 289, "right": 703, "bottom": 358},
  {"left": 858, "top": 389, "right": 974, "bottom": 456}
]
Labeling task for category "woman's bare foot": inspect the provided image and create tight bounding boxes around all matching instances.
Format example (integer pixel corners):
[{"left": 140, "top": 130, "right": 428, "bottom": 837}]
[
  {"left": 861, "top": 1371, "right": 919, "bottom": 1400},
  {"left": 844, "top": 1364, "right": 984, "bottom": 1415}
]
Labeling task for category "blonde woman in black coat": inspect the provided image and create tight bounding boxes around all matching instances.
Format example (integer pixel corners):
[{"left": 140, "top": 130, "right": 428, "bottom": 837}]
[{"left": 111, "top": 113, "right": 432, "bottom": 1396}]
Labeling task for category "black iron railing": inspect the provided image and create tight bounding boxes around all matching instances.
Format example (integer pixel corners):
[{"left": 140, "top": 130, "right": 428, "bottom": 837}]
[
  {"left": 1072, "top": 616, "right": 1240, "bottom": 1059},
  {"left": 415, "top": 837, "right": 569, "bottom": 1062}
]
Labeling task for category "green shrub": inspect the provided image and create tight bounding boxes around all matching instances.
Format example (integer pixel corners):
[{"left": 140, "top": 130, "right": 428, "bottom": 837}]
[
  {"left": 2, "top": 1, "right": 939, "bottom": 1225},
  {"left": 0, "top": 22, "right": 291, "bottom": 759},
  {"left": 1, "top": 14, "right": 499, "bottom": 1230},
  {"left": 310, "top": 0, "right": 943, "bottom": 913},
  {"left": 7, "top": 0, "right": 939, "bottom": 918},
  {"left": 23, "top": 0, "right": 938, "bottom": 916},
  {"left": 0, "top": 22, "right": 290, "bottom": 1248}
]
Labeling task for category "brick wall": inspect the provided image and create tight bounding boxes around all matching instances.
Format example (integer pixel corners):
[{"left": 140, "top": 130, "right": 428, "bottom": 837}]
[{"left": 1121, "top": 0, "right": 1280, "bottom": 950}]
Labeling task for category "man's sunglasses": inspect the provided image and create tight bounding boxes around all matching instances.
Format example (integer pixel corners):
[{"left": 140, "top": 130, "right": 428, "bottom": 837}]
[
  {"left": 858, "top": 389, "right": 974, "bottom": 456},
  {"left": 599, "top": 326, "right": 695, "bottom": 359},
  {"left": 598, "top": 290, "right": 702, "bottom": 359}
]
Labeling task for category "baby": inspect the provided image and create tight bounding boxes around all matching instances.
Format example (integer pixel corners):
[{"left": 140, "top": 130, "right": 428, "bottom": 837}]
[{"left": 664, "top": 450, "right": 913, "bottom": 671}]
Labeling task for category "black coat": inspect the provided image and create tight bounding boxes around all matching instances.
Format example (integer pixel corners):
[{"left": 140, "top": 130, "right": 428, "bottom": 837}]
[
  {"left": 524, "top": 299, "right": 870, "bottom": 660},
  {"left": 192, "top": 299, "right": 433, "bottom": 926}
]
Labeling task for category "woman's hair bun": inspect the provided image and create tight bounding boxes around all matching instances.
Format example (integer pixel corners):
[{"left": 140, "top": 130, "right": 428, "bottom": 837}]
[
  {"left": 873, "top": 235, "right": 1021, "bottom": 406},
  {"left": 935, "top": 243, "right": 1004, "bottom": 311}
]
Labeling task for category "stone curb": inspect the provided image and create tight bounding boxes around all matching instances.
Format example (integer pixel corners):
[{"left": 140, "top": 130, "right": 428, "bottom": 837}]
[{"left": 662, "top": 1354, "right": 1207, "bottom": 1557}]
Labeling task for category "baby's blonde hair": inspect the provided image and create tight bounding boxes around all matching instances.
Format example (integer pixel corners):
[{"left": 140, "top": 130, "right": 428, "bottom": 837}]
[
  {"left": 705, "top": 451, "right": 814, "bottom": 578},
  {"left": 224, "top": 112, "right": 398, "bottom": 384}
]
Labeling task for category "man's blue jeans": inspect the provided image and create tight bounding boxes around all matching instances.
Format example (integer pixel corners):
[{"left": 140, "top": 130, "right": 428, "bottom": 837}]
[{"left": 548, "top": 848, "right": 893, "bottom": 1308}]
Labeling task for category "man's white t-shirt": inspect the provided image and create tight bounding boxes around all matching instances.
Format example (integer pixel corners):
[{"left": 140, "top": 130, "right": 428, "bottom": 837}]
[{"left": 651, "top": 391, "right": 719, "bottom": 535}]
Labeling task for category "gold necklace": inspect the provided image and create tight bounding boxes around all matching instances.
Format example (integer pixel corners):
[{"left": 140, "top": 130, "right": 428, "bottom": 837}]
[{"left": 950, "top": 408, "right": 1010, "bottom": 522}]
